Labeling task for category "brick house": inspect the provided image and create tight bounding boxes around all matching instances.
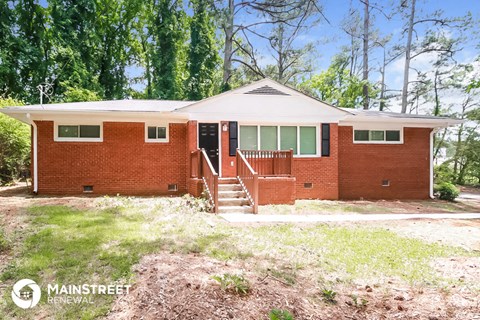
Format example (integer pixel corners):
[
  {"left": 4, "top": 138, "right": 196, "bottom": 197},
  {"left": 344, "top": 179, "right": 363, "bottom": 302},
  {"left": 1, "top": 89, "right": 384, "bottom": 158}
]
[{"left": 1, "top": 79, "right": 461, "bottom": 213}]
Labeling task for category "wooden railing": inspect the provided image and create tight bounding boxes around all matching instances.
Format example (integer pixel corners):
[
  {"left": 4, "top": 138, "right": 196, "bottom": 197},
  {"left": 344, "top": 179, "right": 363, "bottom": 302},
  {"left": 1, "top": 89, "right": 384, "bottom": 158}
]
[
  {"left": 191, "top": 149, "right": 219, "bottom": 213},
  {"left": 236, "top": 149, "right": 259, "bottom": 214},
  {"left": 241, "top": 149, "right": 293, "bottom": 176}
]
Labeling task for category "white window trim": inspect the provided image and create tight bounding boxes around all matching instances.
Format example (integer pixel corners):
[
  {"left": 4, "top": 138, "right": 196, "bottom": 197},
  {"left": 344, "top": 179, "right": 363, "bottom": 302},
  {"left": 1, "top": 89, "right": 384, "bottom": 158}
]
[
  {"left": 145, "top": 122, "right": 169, "bottom": 143},
  {"left": 352, "top": 126, "right": 404, "bottom": 144},
  {"left": 54, "top": 122, "right": 103, "bottom": 142},
  {"left": 238, "top": 124, "right": 321, "bottom": 158}
]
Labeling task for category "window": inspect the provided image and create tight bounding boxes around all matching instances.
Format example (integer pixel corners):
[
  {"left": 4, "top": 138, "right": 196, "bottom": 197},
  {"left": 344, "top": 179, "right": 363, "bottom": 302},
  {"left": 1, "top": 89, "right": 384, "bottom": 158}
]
[
  {"left": 146, "top": 124, "right": 169, "bottom": 142},
  {"left": 260, "top": 126, "right": 277, "bottom": 150},
  {"left": 300, "top": 126, "right": 316, "bottom": 155},
  {"left": 240, "top": 126, "right": 258, "bottom": 150},
  {"left": 280, "top": 126, "right": 297, "bottom": 154},
  {"left": 239, "top": 125, "right": 319, "bottom": 156},
  {"left": 56, "top": 124, "right": 102, "bottom": 141},
  {"left": 353, "top": 129, "right": 402, "bottom": 143}
]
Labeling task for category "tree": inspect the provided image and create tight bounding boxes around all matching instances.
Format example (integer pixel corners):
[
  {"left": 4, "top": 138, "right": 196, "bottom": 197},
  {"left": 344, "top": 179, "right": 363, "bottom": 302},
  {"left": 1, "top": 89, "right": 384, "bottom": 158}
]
[
  {"left": 0, "top": 0, "right": 21, "bottom": 97},
  {"left": 362, "top": 0, "right": 369, "bottom": 109},
  {"left": 15, "top": 0, "right": 50, "bottom": 103},
  {"left": 186, "top": 0, "right": 219, "bottom": 100},
  {"left": 0, "top": 98, "right": 30, "bottom": 185},
  {"left": 300, "top": 54, "right": 376, "bottom": 108},
  {"left": 217, "top": 0, "right": 326, "bottom": 90},
  {"left": 149, "top": 0, "right": 188, "bottom": 99},
  {"left": 399, "top": 0, "right": 471, "bottom": 113}
]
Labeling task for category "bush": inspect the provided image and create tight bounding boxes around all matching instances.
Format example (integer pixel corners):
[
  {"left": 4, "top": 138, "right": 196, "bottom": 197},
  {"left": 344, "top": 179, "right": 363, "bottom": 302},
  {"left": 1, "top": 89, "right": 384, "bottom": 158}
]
[
  {"left": 434, "top": 164, "right": 455, "bottom": 185},
  {"left": 0, "top": 98, "right": 30, "bottom": 185},
  {"left": 434, "top": 182, "right": 460, "bottom": 201},
  {"left": 212, "top": 273, "right": 250, "bottom": 296},
  {"left": 269, "top": 309, "right": 294, "bottom": 320}
]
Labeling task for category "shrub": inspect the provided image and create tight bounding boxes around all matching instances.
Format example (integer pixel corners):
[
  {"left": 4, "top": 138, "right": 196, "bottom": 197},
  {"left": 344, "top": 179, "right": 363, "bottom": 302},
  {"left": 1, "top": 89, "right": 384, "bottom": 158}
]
[
  {"left": 0, "top": 98, "right": 30, "bottom": 185},
  {"left": 434, "top": 164, "right": 455, "bottom": 184},
  {"left": 321, "top": 288, "right": 337, "bottom": 304},
  {"left": 434, "top": 182, "right": 460, "bottom": 201},
  {"left": 212, "top": 273, "right": 250, "bottom": 296},
  {"left": 269, "top": 309, "right": 294, "bottom": 320}
]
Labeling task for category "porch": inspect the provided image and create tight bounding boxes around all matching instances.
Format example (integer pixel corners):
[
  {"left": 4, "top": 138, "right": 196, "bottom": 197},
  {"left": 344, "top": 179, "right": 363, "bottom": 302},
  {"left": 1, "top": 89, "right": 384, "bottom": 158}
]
[{"left": 190, "top": 149, "right": 296, "bottom": 214}]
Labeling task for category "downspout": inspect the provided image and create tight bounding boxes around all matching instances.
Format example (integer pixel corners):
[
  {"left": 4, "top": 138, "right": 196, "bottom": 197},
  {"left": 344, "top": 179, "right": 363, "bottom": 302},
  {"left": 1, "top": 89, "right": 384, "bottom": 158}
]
[
  {"left": 429, "top": 128, "right": 439, "bottom": 199},
  {"left": 32, "top": 121, "right": 38, "bottom": 194}
]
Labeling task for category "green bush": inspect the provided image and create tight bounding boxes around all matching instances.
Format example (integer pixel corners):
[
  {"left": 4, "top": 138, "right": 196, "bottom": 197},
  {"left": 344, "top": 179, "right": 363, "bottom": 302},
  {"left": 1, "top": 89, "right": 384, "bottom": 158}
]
[
  {"left": 269, "top": 309, "right": 294, "bottom": 320},
  {"left": 434, "top": 182, "right": 460, "bottom": 201},
  {"left": 212, "top": 273, "right": 250, "bottom": 296},
  {"left": 434, "top": 164, "right": 455, "bottom": 184},
  {"left": 0, "top": 98, "right": 30, "bottom": 185}
]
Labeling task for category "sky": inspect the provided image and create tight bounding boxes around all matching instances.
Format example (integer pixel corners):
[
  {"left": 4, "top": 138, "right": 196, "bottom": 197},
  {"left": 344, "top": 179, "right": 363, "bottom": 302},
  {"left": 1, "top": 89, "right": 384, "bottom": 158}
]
[{"left": 36, "top": 0, "right": 479, "bottom": 113}]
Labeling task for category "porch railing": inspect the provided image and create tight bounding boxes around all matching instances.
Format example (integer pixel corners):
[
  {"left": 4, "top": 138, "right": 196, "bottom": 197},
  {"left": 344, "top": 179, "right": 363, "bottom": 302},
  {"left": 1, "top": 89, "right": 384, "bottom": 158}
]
[
  {"left": 236, "top": 149, "right": 259, "bottom": 214},
  {"left": 241, "top": 149, "right": 294, "bottom": 176},
  {"left": 191, "top": 149, "right": 219, "bottom": 213}
]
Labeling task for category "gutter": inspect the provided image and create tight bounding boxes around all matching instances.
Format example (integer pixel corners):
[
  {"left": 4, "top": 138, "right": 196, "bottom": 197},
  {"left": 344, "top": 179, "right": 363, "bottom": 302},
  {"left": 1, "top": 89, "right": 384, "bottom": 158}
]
[
  {"left": 31, "top": 121, "right": 38, "bottom": 194},
  {"left": 430, "top": 128, "right": 440, "bottom": 199}
]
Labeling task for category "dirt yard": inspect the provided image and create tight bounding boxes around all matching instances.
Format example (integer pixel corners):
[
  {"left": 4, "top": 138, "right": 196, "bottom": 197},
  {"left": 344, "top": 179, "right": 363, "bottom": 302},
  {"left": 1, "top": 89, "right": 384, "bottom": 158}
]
[
  {"left": 1, "top": 184, "right": 480, "bottom": 320},
  {"left": 106, "top": 253, "right": 480, "bottom": 320}
]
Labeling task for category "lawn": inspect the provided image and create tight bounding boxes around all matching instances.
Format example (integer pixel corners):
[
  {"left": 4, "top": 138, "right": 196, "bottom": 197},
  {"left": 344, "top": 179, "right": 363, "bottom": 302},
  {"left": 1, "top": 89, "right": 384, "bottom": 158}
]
[{"left": 1, "top": 195, "right": 478, "bottom": 319}]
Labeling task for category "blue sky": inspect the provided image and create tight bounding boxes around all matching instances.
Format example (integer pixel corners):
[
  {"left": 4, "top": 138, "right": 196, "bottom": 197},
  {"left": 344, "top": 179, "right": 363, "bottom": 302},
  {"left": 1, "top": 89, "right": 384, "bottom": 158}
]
[{"left": 37, "top": 0, "right": 479, "bottom": 112}]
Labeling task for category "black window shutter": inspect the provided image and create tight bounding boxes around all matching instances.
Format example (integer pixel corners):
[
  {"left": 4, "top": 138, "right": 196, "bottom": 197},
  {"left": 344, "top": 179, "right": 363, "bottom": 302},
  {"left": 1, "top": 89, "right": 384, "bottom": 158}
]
[
  {"left": 229, "top": 121, "right": 238, "bottom": 156},
  {"left": 321, "top": 124, "right": 330, "bottom": 157}
]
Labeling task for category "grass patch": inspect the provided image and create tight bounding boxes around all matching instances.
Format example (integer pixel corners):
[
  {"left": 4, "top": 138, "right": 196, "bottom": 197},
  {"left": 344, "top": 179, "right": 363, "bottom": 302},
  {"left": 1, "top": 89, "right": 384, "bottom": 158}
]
[
  {"left": 0, "top": 228, "right": 10, "bottom": 253},
  {"left": 0, "top": 196, "right": 477, "bottom": 319},
  {"left": 261, "top": 200, "right": 393, "bottom": 214}
]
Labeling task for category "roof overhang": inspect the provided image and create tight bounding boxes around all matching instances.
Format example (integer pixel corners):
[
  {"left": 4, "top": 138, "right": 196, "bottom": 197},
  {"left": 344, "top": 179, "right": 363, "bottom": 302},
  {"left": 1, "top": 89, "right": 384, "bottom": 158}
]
[{"left": 339, "top": 115, "right": 464, "bottom": 128}]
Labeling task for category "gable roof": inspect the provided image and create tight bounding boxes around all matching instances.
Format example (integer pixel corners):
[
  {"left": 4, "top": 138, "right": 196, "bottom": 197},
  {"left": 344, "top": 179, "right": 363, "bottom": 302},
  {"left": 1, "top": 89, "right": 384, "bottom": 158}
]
[{"left": 175, "top": 78, "right": 351, "bottom": 122}]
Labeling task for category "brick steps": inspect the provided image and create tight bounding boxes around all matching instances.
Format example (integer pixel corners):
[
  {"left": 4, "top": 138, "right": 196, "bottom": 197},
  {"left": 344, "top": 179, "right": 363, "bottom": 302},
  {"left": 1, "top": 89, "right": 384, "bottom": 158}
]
[{"left": 217, "top": 178, "right": 253, "bottom": 214}]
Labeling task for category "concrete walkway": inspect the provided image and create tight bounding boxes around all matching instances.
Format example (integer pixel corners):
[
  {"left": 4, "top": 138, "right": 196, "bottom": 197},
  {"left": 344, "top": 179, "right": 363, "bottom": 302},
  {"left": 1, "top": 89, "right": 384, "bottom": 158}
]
[{"left": 220, "top": 212, "right": 480, "bottom": 223}]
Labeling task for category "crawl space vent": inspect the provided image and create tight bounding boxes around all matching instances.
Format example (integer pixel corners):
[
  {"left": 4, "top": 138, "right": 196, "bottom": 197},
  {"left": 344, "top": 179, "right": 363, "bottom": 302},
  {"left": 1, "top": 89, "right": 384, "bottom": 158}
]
[{"left": 168, "top": 184, "right": 178, "bottom": 192}]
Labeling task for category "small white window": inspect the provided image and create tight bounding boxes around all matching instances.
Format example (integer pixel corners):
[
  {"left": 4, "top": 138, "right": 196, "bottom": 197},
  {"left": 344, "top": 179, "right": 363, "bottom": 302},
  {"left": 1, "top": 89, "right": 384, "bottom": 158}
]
[
  {"left": 353, "top": 129, "right": 402, "bottom": 144},
  {"left": 145, "top": 124, "right": 169, "bottom": 142},
  {"left": 55, "top": 124, "right": 102, "bottom": 142}
]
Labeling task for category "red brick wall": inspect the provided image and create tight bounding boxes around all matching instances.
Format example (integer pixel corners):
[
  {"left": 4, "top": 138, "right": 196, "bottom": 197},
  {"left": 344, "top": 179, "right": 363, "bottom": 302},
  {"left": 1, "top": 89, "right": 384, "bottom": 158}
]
[
  {"left": 35, "top": 121, "right": 188, "bottom": 195},
  {"left": 293, "top": 123, "right": 339, "bottom": 200},
  {"left": 258, "top": 177, "right": 296, "bottom": 205},
  {"left": 221, "top": 121, "right": 236, "bottom": 177},
  {"left": 338, "top": 126, "right": 431, "bottom": 200}
]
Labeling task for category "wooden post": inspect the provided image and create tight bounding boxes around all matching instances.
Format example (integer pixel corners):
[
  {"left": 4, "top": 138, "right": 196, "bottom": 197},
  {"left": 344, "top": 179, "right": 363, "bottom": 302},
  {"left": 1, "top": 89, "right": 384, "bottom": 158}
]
[
  {"left": 213, "top": 175, "right": 218, "bottom": 214},
  {"left": 253, "top": 173, "right": 259, "bottom": 214}
]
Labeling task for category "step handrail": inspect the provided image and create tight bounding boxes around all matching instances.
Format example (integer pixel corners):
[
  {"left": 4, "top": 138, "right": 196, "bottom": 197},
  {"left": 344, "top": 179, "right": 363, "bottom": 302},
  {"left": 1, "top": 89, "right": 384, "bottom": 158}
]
[
  {"left": 193, "top": 148, "right": 219, "bottom": 213},
  {"left": 236, "top": 149, "right": 258, "bottom": 214}
]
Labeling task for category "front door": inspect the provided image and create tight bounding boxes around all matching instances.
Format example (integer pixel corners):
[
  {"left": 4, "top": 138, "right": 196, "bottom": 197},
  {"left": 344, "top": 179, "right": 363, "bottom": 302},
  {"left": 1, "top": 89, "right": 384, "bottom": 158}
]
[{"left": 198, "top": 123, "right": 219, "bottom": 173}]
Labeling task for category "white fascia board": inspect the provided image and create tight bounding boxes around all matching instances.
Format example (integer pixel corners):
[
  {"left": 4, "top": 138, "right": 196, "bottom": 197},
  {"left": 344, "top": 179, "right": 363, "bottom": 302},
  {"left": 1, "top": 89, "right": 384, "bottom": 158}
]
[
  {"left": 186, "top": 112, "right": 345, "bottom": 123},
  {"left": 16, "top": 111, "right": 189, "bottom": 123},
  {"left": 339, "top": 117, "right": 464, "bottom": 128}
]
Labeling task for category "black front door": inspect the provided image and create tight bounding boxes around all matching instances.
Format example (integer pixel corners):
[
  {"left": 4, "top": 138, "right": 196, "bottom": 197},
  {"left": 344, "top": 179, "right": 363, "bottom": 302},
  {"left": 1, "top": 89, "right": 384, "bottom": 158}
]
[{"left": 198, "top": 123, "right": 219, "bottom": 173}]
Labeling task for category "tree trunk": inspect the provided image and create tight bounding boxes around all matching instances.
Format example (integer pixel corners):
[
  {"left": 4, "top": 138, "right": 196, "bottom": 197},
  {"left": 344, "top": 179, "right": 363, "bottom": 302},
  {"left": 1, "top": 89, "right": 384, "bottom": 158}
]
[
  {"left": 222, "top": 0, "right": 234, "bottom": 91},
  {"left": 379, "top": 45, "right": 386, "bottom": 111},
  {"left": 433, "top": 70, "right": 440, "bottom": 116},
  {"left": 362, "top": 0, "right": 369, "bottom": 110},
  {"left": 401, "top": 0, "right": 416, "bottom": 113},
  {"left": 277, "top": 24, "right": 285, "bottom": 83}
]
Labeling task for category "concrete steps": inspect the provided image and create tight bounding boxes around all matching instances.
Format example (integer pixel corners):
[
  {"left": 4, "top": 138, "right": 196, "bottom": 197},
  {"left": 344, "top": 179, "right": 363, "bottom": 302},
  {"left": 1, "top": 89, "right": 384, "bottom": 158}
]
[{"left": 217, "top": 178, "right": 253, "bottom": 214}]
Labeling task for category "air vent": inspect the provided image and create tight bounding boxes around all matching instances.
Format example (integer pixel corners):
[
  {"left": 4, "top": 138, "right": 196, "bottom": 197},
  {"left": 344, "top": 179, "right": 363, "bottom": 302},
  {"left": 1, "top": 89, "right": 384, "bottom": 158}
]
[
  {"left": 83, "top": 185, "right": 93, "bottom": 193},
  {"left": 168, "top": 184, "right": 178, "bottom": 192},
  {"left": 244, "top": 85, "right": 290, "bottom": 96},
  {"left": 304, "top": 182, "right": 313, "bottom": 189},
  {"left": 382, "top": 180, "right": 390, "bottom": 187}
]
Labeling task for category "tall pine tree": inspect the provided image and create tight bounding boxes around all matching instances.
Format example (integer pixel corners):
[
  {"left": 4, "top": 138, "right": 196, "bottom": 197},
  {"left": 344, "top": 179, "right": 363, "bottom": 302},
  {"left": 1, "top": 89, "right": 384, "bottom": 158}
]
[{"left": 186, "top": 0, "right": 219, "bottom": 100}]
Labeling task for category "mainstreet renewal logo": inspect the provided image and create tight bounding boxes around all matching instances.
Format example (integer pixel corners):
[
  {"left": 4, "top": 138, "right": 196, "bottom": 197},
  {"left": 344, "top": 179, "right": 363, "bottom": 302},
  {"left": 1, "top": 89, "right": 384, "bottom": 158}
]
[
  {"left": 11, "top": 279, "right": 131, "bottom": 308},
  {"left": 11, "top": 279, "right": 41, "bottom": 309}
]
